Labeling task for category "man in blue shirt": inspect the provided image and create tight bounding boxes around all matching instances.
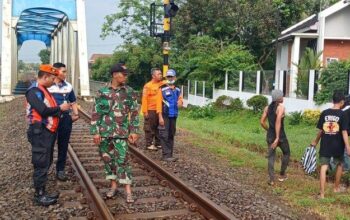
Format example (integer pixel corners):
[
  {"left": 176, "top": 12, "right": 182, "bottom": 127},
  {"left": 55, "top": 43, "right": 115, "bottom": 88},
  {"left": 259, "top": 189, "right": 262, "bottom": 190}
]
[
  {"left": 48, "top": 62, "right": 79, "bottom": 181},
  {"left": 157, "top": 69, "right": 183, "bottom": 162}
]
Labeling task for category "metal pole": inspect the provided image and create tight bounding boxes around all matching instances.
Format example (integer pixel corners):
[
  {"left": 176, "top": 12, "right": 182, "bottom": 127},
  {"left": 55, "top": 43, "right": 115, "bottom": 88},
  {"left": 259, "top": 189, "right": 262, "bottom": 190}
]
[{"left": 163, "top": 0, "right": 170, "bottom": 77}]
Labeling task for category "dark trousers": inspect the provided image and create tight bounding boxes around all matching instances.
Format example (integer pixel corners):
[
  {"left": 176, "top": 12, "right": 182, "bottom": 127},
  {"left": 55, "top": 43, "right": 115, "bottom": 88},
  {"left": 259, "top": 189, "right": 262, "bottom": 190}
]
[
  {"left": 144, "top": 110, "right": 160, "bottom": 146},
  {"left": 159, "top": 116, "right": 177, "bottom": 158},
  {"left": 56, "top": 114, "right": 72, "bottom": 172},
  {"left": 267, "top": 138, "right": 290, "bottom": 181},
  {"left": 27, "top": 124, "right": 56, "bottom": 189}
]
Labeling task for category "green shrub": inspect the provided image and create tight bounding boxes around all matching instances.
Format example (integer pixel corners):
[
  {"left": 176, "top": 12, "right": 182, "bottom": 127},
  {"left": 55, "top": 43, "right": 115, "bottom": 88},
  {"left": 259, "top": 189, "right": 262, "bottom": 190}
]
[
  {"left": 289, "top": 111, "right": 302, "bottom": 125},
  {"left": 246, "top": 95, "right": 268, "bottom": 113},
  {"left": 302, "top": 109, "right": 320, "bottom": 125},
  {"left": 214, "top": 95, "right": 243, "bottom": 111},
  {"left": 314, "top": 61, "right": 350, "bottom": 104},
  {"left": 230, "top": 98, "right": 243, "bottom": 111},
  {"left": 188, "top": 104, "right": 215, "bottom": 119},
  {"left": 214, "top": 95, "right": 233, "bottom": 109}
]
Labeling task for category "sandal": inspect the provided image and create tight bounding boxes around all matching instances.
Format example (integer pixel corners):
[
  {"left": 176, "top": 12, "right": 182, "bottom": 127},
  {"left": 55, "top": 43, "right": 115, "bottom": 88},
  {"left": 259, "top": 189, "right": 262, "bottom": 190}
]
[
  {"left": 126, "top": 193, "right": 135, "bottom": 203},
  {"left": 106, "top": 188, "right": 117, "bottom": 198}
]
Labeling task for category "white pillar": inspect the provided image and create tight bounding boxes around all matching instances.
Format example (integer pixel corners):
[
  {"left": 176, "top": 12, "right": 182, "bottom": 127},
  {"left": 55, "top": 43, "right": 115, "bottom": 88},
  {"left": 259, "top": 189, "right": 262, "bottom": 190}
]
[
  {"left": 50, "top": 36, "right": 54, "bottom": 64},
  {"left": 62, "top": 22, "right": 68, "bottom": 66},
  {"left": 54, "top": 35, "right": 58, "bottom": 63},
  {"left": 290, "top": 36, "right": 300, "bottom": 98},
  {"left": 202, "top": 81, "right": 206, "bottom": 105},
  {"left": 212, "top": 83, "right": 215, "bottom": 99},
  {"left": 274, "top": 70, "right": 279, "bottom": 90},
  {"left": 279, "top": 70, "right": 284, "bottom": 91},
  {"left": 317, "top": 16, "right": 325, "bottom": 66},
  {"left": 194, "top": 81, "right": 197, "bottom": 96},
  {"left": 1, "top": 0, "right": 13, "bottom": 95},
  {"left": 187, "top": 80, "right": 190, "bottom": 98},
  {"left": 239, "top": 71, "right": 243, "bottom": 92},
  {"left": 11, "top": 28, "right": 18, "bottom": 90},
  {"left": 76, "top": 0, "right": 90, "bottom": 96},
  {"left": 256, "top": 71, "right": 261, "bottom": 94},
  {"left": 202, "top": 81, "right": 205, "bottom": 97},
  {"left": 69, "top": 23, "right": 77, "bottom": 91},
  {"left": 275, "top": 44, "right": 282, "bottom": 74},
  {"left": 58, "top": 27, "right": 63, "bottom": 62},
  {"left": 55, "top": 31, "right": 59, "bottom": 62},
  {"left": 224, "top": 71, "right": 228, "bottom": 91},
  {"left": 308, "top": 70, "right": 315, "bottom": 102}
]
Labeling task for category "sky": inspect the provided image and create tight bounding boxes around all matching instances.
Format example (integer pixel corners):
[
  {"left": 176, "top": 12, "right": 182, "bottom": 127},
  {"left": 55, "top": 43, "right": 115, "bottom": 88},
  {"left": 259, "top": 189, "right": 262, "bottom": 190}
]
[{"left": 0, "top": 0, "right": 122, "bottom": 63}]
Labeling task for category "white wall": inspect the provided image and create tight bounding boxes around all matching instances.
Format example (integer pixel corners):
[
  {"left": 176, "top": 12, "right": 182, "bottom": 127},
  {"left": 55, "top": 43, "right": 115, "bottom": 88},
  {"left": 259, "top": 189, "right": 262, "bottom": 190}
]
[
  {"left": 186, "top": 88, "right": 331, "bottom": 113},
  {"left": 325, "top": 5, "right": 350, "bottom": 39}
]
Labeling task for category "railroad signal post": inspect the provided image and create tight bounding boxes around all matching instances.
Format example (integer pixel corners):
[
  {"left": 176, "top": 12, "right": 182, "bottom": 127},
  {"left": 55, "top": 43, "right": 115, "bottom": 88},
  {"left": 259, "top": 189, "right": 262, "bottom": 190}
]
[{"left": 150, "top": 0, "right": 178, "bottom": 77}]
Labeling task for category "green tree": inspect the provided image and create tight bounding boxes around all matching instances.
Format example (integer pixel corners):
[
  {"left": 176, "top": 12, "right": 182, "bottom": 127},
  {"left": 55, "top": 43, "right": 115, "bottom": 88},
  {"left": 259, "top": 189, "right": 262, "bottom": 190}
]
[
  {"left": 38, "top": 49, "right": 50, "bottom": 64},
  {"left": 18, "top": 60, "right": 25, "bottom": 71},
  {"left": 174, "top": 0, "right": 323, "bottom": 69},
  {"left": 101, "top": 0, "right": 162, "bottom": 43}
]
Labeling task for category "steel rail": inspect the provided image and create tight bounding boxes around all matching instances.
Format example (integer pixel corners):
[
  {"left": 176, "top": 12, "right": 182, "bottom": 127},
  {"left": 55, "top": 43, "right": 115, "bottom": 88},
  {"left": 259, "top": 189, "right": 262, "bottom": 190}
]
[
  {"left": 68, "top": 109, "right": 114, "bottom": 220},
  {"left": 78, "top": 107, "right": 237, "bottom": 220}
]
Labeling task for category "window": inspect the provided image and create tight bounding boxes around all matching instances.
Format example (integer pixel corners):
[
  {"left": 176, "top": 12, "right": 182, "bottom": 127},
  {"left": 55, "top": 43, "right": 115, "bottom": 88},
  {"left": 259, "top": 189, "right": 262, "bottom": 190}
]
[{"left": 326, "top": 57, "right": 339, "bottom": 66}]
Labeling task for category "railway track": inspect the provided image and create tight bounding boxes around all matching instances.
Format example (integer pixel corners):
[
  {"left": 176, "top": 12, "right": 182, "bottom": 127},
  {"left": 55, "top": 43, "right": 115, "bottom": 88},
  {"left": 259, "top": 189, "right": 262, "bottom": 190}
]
[{"left": 65, "top": 107, "right": 237, "bottom": 219}]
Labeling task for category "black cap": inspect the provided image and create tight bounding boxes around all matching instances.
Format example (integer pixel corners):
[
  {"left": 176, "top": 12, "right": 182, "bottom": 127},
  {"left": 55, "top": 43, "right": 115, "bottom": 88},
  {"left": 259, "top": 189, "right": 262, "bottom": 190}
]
[{"left": 110, "top": 63, "right": 128, "bottom": 75}]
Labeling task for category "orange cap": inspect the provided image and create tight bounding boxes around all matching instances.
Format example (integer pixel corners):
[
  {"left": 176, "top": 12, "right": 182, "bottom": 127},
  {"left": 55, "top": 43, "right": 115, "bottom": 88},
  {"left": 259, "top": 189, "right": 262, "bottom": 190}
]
[{"left": 39, "top": 64, "right": 59, "bottom": 76}]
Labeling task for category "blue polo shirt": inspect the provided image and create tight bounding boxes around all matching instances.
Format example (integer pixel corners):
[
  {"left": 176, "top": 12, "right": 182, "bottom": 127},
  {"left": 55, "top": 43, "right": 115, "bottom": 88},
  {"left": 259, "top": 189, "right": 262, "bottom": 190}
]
[{"left": 48, "top": 81, "right": 76, "bottom": 113}]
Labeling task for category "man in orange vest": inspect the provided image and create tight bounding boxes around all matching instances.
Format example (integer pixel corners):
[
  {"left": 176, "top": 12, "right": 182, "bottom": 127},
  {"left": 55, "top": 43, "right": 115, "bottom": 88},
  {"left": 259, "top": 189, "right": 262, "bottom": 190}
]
[
  {"left": 26, "top": 64, "right": 71, "bottom": 206},
  {"left": 141, "top": 68, "right": 164, "bottom": 150}
]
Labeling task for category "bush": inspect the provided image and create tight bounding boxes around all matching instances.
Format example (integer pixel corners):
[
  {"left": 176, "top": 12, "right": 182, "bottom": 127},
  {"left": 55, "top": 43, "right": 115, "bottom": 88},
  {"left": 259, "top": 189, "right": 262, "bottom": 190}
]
[
  {"left": 214, "top": 95, "right": 233, "bottom": 109},
  {"left": 188, "top": 104, "right": 216, "bottom": 119},
  {"left": 302, "top": 109, "right": 321, "bottom": 125},
  {"left": 230, "top": 98, "right": 243, "bottom": 111},
  {"left": 214, "top": 95, "right": 243, "bottom": 111},
  {"left": 289, "top": 111, "right": 303, "bottom": 125},
  {"left": 314, "top": 61, "right": 350, "bottom": 104},
  {"left": 246, "top": 95, "right": 268, "bottom": 113}
]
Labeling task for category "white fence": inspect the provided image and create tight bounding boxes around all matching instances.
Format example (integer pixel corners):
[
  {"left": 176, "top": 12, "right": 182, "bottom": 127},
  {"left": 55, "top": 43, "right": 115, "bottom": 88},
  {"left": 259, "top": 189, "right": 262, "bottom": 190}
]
[{"left": 181, "top": 70, "right": 349, "bottom": 113}]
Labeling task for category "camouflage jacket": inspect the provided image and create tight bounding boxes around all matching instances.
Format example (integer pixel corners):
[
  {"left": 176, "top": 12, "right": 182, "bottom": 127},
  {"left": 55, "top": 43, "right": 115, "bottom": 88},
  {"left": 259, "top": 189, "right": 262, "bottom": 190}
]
[{"left": 90, "top": 84, "right": 140, "bottom": 138}]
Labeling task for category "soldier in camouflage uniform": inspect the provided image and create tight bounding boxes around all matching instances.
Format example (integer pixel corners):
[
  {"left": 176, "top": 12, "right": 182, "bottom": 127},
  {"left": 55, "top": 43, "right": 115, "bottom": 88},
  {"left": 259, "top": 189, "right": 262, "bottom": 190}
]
[{"left": 90, "top": 63, "right": 139, "bottom": 203}]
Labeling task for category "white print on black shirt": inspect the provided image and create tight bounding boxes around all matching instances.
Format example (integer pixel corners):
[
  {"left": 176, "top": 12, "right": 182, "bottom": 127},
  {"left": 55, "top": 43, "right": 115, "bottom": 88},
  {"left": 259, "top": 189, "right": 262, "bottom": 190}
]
[{"left": 323, "top": 115, "right": 340, "bottom": 135}]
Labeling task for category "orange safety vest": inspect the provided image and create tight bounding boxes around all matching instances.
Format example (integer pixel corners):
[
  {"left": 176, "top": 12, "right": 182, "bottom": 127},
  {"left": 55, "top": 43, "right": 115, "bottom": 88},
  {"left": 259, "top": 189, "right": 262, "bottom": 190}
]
[{"left": 26, "top": 82, "right": 59, "bottom": 133}]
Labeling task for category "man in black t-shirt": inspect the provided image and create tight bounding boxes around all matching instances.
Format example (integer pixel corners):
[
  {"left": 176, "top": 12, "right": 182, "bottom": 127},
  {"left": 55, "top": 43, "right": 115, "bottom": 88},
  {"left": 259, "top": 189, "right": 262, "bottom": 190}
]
[{"left": 311, "top": 91, "right": 350, "bottom": 199}]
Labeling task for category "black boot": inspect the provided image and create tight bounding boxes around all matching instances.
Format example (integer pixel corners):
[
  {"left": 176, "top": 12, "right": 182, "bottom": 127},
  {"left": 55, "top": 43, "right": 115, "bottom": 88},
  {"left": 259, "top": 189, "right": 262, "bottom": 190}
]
[
  {"left": 34, "top": 187, "right": 57, "bottom": 206},
  {"left": 56, "top": 171, "right": 68, "bottom": 181},
  {"left": 43, "top": 186, "right": 60, "bottom": 199}
]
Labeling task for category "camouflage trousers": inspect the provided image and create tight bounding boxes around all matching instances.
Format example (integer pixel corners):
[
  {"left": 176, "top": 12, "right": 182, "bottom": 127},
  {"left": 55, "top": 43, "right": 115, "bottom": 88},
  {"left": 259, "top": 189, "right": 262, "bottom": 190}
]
[{"left": 99, "top": 138, "right": 132, "bottom": 185}]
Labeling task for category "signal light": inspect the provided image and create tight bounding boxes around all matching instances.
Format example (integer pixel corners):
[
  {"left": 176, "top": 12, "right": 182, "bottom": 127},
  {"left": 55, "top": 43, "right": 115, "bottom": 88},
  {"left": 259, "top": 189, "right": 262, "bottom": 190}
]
[{"left": 165, "top": 1, "right": 179, "bottom": 17}]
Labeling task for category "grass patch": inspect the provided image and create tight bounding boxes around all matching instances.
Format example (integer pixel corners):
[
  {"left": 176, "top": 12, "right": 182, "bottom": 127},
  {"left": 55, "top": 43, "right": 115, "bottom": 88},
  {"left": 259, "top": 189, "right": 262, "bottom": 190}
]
[
  {"left": 178, "top": 109, "right": 316, "bottom": 161},
  {"left": 177, "top": 108, "right": 350, "bottom": 219},
  {"left": 272, "top": 187, "right": 284, "bottom": 196},
  {"left": 338, "top": 195, "right": 350, "bottom": 205},
  {"left": 297, "top": 198, "right": 315, "bottom": 207}
]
